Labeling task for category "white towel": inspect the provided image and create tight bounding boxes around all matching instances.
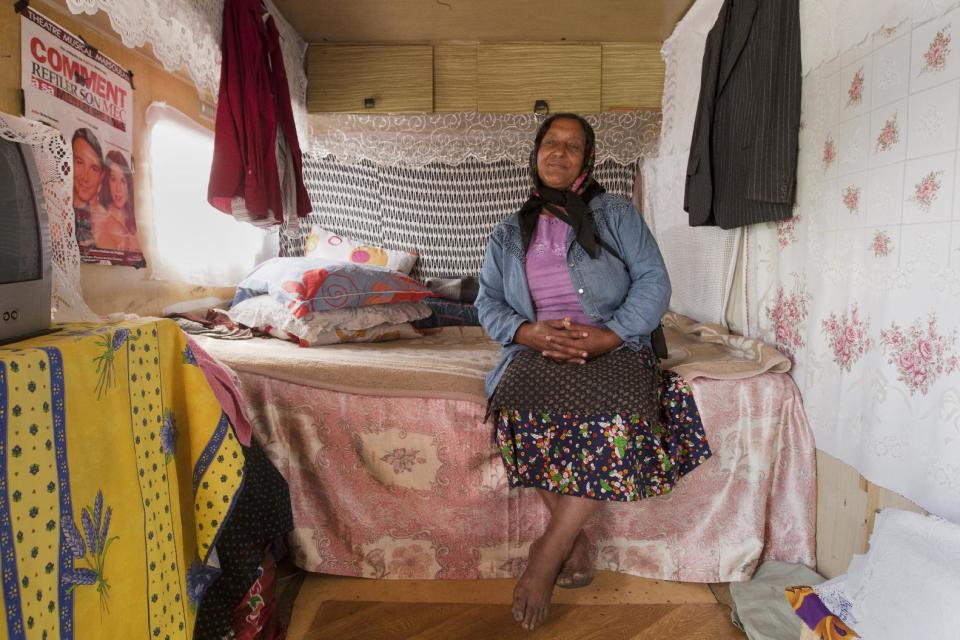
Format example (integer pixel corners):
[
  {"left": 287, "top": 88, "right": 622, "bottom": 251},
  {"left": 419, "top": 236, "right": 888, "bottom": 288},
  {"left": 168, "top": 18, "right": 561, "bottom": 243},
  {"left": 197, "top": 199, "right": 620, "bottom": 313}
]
[{"left": 814, "top": 508, "right": 960, "bottom": 639}]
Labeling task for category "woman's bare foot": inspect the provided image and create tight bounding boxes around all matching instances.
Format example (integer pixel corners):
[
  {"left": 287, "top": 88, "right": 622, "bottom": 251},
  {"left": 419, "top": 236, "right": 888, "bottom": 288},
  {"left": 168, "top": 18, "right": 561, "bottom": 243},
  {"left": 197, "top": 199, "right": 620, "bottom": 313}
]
[
  {"left": 556, "top": 530, "right": 593, "bottom": 589},
  {"left": 512, "top": 538, "right": 566, "bottom": 630}
]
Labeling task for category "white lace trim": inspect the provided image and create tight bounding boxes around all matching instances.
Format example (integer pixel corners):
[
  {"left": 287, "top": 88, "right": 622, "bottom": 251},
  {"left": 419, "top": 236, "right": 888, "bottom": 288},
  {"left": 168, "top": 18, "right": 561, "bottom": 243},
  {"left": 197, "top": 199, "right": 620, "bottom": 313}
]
[
  {"left": 305, "top": 111, "right": 662, "bottom": 167},
  {"left": 0, "top": 113, "right": 98, "bottom": 322},
  {"left": 64, "top": 0, "right": 309, "bottom": 140},
  {"left": 801, "top": 0, "right": 960, "bottom": 75}
]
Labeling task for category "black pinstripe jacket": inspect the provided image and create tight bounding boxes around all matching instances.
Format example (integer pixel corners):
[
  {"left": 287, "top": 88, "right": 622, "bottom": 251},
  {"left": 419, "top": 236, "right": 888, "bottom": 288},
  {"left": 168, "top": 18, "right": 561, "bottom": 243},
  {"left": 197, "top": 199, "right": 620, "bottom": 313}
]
[{"left": 683, "top": 0, "right": 801, "bottom": 229}]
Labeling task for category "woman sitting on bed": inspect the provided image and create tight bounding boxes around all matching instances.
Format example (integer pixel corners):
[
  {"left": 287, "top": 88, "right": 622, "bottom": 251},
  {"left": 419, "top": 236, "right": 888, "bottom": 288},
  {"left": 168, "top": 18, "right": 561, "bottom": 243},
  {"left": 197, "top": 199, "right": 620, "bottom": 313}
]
[{"left": 476, "top": 113, "right": 712, "bottom": 630}]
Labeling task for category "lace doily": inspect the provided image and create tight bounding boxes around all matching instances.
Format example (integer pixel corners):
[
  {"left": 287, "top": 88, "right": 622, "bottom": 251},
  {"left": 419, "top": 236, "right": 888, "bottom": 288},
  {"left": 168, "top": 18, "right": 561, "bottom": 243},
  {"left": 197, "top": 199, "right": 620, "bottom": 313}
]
[
  {"left": 64, "top": 0, "right": 309, "bottom": 140},
  {"left": 801, "top": 0, "right": 960, "bottom": 75},
  {"left": 0, "top": 113, "right": 98, "bottom": 322},
  {"left": 306, "top": 111, "right": 662, "bottom": 167}
]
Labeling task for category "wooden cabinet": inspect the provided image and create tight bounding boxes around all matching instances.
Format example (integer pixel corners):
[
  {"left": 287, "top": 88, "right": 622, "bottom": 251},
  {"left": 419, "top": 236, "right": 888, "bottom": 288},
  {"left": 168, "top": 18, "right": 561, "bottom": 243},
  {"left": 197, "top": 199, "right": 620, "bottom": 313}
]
[
  {"left": 307, "top": 45, "right": 433, "bottom": 113},
  {"left": 477, "top": 44, "right": 601, "bottom": 113},
  {"left": 602, "top": 43, "right": 664, "bottom": 110},
  {"left": 306, "top": 43, "right": 664, "bottom": 113},
  {"left": 434, "top": 44, "right": 478, "bottom": 112}
]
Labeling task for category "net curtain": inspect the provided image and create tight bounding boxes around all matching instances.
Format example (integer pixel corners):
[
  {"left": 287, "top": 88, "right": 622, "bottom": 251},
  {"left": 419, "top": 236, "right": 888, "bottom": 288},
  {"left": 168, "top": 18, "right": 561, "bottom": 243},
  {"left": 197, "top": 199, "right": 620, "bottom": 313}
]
[{"left": 288, "top": 112, "right": 662, "bottom": 281}]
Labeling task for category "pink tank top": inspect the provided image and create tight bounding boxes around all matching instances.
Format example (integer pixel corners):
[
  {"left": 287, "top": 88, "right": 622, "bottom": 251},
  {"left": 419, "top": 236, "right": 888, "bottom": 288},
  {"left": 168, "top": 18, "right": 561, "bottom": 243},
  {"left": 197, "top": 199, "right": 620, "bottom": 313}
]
[{"left": 524, "top": 214, "right": 596, "bottom": 326}]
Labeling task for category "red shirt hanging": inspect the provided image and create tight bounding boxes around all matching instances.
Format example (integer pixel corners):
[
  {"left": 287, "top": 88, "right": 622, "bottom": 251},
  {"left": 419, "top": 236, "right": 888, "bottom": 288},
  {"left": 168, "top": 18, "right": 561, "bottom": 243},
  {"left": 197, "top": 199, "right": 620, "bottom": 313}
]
[{"left": 208, "top": 0, "right": 311, "bottom": 225}]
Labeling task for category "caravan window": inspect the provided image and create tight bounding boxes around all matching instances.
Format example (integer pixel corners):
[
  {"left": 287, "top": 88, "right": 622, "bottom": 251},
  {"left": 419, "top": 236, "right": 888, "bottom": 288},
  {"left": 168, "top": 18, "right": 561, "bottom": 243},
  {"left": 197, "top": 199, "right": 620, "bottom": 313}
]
[{"left": 147, "top": 103, "right": 276, "bottom": 287}]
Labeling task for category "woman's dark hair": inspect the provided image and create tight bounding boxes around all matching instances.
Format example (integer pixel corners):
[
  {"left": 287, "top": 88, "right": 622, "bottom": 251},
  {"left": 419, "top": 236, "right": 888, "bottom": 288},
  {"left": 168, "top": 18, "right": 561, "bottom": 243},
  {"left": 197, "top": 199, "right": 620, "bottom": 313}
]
[
  {"left": 101, "top": 150, "right": 135, "bottom": 223},
  {"left": 72, "top": 127, "right": 103, "bottom": 161}
]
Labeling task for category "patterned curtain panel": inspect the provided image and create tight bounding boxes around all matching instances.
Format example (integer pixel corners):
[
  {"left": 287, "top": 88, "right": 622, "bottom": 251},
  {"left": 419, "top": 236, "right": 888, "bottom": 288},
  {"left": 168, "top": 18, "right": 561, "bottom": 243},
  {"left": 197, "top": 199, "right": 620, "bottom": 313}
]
[
  {"left": 748, "top": 10, "right": 960, "bottom": 521},
  {"left": 643, "top": 0, "right": 740, "bottom": 327},
  {"left": 284, "top": 155, "right": 638, "bottom": 280}
]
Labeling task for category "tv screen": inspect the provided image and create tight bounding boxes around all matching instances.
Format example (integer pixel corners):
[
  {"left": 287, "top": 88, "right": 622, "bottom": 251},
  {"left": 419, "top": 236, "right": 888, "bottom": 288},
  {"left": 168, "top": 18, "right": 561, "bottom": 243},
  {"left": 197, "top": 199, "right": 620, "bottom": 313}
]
[{"left": 0, "top": 139, "right": 41, "bottom": 284}]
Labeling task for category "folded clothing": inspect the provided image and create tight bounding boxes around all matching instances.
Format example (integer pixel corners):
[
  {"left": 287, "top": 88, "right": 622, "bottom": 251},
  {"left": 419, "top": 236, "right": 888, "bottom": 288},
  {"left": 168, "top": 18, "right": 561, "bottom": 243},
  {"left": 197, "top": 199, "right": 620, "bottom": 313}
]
[
  {"left": 228, "top": 294, "right": 431, "bottom": 345},
  {"left": 422, "top": 276, "right": 479, "bottom": 303},
  {"left": 168, "top": 309, "right": 256, "bottom": 340},
  {"left": 413, "top": 299, "right": 480, "bottom": 329}
]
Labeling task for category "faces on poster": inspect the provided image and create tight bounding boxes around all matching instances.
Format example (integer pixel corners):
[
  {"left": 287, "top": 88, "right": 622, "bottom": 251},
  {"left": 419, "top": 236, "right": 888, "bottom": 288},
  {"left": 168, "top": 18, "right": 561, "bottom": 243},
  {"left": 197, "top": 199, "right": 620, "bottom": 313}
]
[
  {"left": 108, "top": 163, "right": 128, "bottom": 209},
  {"left": 72, "top": 129, "right": 103, "bottom": 210},
  {"left": 71, "top": 128, "right": 140, "bottom": 257}
]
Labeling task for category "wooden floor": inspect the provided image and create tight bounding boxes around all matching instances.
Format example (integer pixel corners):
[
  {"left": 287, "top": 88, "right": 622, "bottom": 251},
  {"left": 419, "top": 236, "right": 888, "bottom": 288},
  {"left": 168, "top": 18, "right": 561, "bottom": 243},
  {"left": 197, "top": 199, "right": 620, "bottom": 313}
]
[{"left": 287, "top": 571, "right": 746, "bottom": 639}]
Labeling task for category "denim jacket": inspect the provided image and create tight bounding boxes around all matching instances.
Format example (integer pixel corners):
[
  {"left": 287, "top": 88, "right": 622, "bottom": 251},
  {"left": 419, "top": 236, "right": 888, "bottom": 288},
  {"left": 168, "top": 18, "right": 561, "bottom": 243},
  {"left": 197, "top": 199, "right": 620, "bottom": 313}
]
[{"left": 476, "top": 193, "right": 672, "bottom": 398}]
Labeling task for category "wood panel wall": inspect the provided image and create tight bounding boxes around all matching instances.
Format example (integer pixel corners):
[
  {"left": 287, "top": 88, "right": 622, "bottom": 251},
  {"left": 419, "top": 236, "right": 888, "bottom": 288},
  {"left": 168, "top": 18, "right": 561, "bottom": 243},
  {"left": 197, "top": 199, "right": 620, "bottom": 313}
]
[
  {"left": 816, "top": 451, "right": 926, "bottom": 578},
  {"left": 434, "top": 44, "right": 478, "bottom": 112},
  {"left": 0, "top": 0, "right": 235, "bottom": 315},
  {"left": 601, "top": 44, "right": 664, "bottom": 111}
]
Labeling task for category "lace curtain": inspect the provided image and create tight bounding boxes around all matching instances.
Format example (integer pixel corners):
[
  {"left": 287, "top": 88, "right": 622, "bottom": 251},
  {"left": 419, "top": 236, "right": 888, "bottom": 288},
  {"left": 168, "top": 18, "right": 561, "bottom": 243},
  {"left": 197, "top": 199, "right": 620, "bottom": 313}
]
[
  {"left": 800, "top": 0, "right": 960, "bottom": 75},
  {"left": 64, "top": 0, "right": 309, "bottom": 140},
  {"left": 643, "top": 0, "right": 741, "bottom": 326},
  {"left": 0, "top": 113, "right": 98, "bottom": 322},
  {"left": 747, "top": 10, "right": 960, "bottom": 521},
  {"left": 294, "top": 112, "right": 655, "bottom": 279},
  {"left": 305, "top": 111, "right": 661, "bottom": 167}
]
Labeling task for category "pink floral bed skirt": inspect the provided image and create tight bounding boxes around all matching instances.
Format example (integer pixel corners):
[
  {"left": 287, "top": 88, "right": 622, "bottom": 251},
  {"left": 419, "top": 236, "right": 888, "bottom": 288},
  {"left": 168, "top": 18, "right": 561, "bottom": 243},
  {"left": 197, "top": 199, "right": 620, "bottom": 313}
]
[{"left": 239, "top": 372, "right": 816, "bottom": 582}]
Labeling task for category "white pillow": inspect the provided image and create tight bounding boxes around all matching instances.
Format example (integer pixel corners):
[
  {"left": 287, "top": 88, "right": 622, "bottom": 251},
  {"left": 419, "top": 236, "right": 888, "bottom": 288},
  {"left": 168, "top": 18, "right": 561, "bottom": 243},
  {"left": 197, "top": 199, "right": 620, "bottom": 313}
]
[
  {"left": 259, "top": 320, "right": 423, "bottom": 347},
  {"left": 304, "top": 226, "right": 418, "bottom": 274},
  {"left": 227, "top": 295, "right": 431, "bottom": 344}
]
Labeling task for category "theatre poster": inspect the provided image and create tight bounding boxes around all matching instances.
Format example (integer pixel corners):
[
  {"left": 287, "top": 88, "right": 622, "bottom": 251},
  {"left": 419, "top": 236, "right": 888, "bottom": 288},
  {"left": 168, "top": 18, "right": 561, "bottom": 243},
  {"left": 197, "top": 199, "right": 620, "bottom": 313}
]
[{"left": 21, "top": 6, "right": 145, "bottom": 268}]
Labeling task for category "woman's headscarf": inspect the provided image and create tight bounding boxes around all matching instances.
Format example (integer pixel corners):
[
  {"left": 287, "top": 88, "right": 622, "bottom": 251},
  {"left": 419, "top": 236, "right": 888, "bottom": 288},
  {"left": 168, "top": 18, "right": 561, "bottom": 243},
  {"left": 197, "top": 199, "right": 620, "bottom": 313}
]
[{"left": 518, "top": 113, "right": 607, "bottom": 258}]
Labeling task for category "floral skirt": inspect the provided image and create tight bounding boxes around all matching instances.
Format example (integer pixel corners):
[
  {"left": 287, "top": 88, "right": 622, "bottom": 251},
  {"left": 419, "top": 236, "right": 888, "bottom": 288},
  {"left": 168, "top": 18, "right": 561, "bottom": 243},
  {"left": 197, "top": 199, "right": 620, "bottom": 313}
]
[{"left": 493, "top": 370, "right": 712, "bottom": 502}]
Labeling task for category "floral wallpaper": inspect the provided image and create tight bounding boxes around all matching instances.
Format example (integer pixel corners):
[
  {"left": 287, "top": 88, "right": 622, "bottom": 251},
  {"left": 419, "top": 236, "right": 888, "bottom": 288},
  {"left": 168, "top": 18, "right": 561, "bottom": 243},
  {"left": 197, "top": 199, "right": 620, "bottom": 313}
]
[{"left": 748, "top": 9, "right": 960, "bottom": 521}]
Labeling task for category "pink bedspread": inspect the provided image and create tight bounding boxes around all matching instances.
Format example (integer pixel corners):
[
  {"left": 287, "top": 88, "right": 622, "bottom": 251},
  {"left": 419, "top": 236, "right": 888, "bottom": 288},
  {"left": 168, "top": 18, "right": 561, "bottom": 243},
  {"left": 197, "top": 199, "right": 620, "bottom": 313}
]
[{"left": 237, "top": 371, "right": 815, "bottom": 583}]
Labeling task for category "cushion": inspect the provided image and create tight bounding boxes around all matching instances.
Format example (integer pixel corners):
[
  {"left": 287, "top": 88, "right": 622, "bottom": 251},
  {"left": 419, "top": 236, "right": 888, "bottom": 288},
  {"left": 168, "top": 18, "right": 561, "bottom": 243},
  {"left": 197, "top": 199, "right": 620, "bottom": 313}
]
[
  {"left": 233, "top": 257, "right": 433, "bottom": 319},
  {"left": 305, "top": 225, "right": 418, "bottom": 274},
  {"left": 259, "top": 320, "right": 423, "bottom": 347},
  {"left": 227, "top": 295, "right": 431, "bottom": 343}
]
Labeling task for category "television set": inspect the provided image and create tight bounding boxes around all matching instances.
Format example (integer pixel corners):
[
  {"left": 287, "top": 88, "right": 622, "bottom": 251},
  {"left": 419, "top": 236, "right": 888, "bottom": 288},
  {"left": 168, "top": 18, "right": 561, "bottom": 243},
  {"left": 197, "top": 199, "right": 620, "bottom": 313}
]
[{"left": 0, "top": 137, "right": 52, "bottom": 344}]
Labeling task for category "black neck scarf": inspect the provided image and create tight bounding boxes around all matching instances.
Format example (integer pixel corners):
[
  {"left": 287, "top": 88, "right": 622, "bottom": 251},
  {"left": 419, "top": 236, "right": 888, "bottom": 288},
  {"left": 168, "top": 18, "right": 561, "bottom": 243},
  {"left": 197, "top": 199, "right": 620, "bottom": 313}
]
[{"left": 518, "top": 114, "right": 608, "bottom": 259}]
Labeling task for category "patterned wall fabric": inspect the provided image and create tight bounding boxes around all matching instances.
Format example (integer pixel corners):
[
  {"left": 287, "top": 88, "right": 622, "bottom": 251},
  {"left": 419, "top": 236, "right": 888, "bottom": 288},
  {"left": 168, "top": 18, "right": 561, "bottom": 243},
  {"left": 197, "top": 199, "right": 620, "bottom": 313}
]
[
  {"left": 748, "top": 10, "right": 960, "bottom": 522},
  {"left": 282, "top": 155, "right": 638, "bottom": 280}
]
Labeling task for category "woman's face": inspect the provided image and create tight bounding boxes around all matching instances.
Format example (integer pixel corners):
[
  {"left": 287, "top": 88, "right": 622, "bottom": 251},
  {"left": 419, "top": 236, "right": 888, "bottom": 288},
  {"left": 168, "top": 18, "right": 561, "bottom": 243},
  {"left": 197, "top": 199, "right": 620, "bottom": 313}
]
[
  {"left": 536, "top": 118, "right": 587, "bottom": 190},
  {"left": 108, "top": 165, "right": 128, "bottom": 209}
]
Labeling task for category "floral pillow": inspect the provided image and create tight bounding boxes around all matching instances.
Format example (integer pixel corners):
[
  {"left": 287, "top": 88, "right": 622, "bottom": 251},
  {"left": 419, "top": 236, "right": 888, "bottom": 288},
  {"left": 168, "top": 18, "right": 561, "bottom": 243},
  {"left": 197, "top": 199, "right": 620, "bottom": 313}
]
[
  {"left": 305, "top": 226, "right": 418, "bottom": 275},
  {"left": 227, "top": 295, "right": 431, "bottom": 344},
  {"left": 233, "top": 257, "right": 433, "bottom": 319}
]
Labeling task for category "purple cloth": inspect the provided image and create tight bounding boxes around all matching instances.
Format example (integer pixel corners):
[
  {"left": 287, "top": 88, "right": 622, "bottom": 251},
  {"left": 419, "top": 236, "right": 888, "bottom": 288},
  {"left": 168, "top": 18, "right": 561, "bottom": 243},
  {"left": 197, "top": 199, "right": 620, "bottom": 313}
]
[
  {"left": 187, "top": 337, "right": 254, "bottom": 446},
  {"left": 525, "top": 214, "right": 596, "bottom": 326}
]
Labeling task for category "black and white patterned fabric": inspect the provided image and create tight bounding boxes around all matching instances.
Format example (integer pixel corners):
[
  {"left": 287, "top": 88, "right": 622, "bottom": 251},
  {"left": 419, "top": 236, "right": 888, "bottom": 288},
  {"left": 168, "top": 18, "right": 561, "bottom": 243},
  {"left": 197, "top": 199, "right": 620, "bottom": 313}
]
[{"left": 282, "top": 155, "right": 638, "bottom": 280}]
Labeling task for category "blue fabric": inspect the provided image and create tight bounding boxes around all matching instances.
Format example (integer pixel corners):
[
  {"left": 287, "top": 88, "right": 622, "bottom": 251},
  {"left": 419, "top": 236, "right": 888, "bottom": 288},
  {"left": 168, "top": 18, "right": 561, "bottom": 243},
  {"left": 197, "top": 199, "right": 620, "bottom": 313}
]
[
  {"left": 476, "top": 193, "right": 671, "bottom": 398},
  {"left": 412, "top": 299, "right": 480, "bottom": 329}
]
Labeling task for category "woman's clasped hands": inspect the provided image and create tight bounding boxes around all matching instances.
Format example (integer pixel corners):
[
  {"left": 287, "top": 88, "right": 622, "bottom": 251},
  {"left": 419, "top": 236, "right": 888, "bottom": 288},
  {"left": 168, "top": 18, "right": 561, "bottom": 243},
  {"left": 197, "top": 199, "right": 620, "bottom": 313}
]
[{"left": 515, "top": 317, "right": 623, "bottom": 364}]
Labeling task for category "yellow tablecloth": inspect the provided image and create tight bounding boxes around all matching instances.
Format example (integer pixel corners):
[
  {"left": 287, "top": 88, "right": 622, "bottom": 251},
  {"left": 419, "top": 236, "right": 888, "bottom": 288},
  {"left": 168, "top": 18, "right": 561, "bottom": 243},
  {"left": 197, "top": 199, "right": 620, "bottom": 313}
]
[{"left": 0, "top": 319, "right": 243, "bottom": 640}]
